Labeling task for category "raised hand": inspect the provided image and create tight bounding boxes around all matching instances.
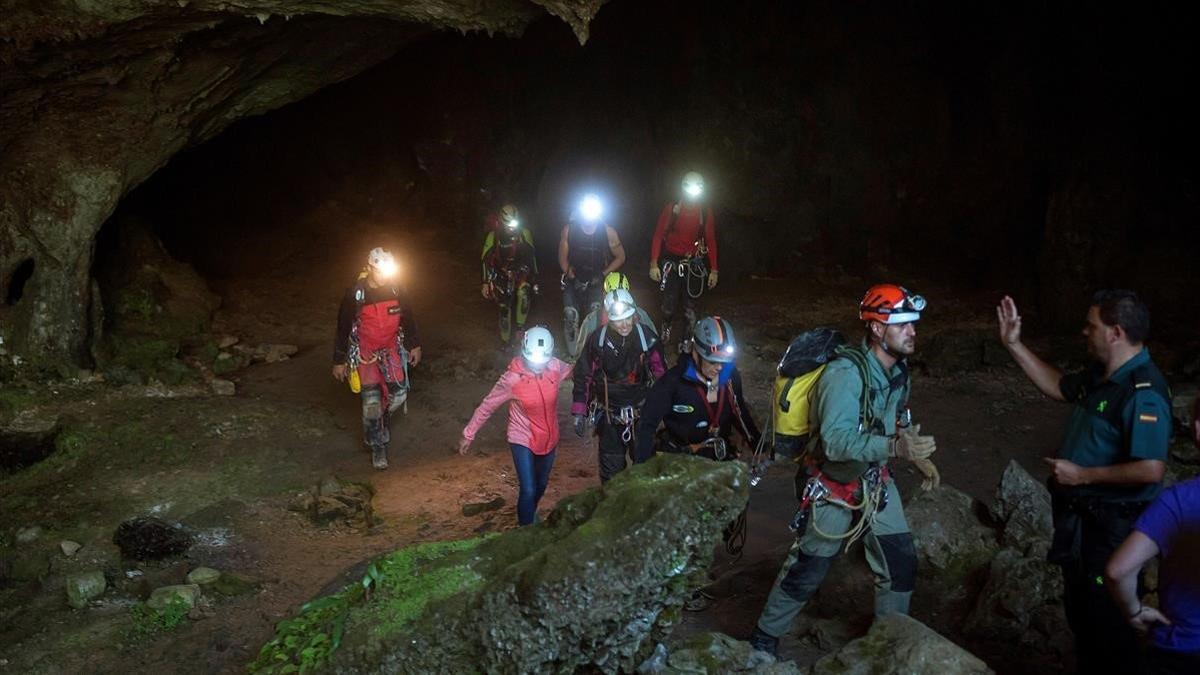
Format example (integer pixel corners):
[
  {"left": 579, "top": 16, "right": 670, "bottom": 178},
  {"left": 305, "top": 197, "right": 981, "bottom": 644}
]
[{"left": 997, "top": 295, "right": 1023, "bottom": 346}]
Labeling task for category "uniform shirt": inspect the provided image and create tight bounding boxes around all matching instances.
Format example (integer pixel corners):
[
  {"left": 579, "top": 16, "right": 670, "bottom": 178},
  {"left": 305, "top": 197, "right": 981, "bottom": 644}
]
[
  {"left": 806, "top": 342, "right": 910, "bottom": 484},
  {"left": 1056, "top": 348, "right": 1171, "bottom": 502},
  {"left": 1133, "top": 477, "right": 1200, "bottom": 652}
]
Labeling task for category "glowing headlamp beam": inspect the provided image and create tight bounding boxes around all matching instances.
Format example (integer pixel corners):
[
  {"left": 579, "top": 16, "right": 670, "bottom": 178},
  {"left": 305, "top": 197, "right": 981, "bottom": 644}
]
[
  {"left": 579, "top": 195, "right": 604, "bottom": 221},
  {"left": 684, "top": 184, "right": 703, "bottom": 198}
]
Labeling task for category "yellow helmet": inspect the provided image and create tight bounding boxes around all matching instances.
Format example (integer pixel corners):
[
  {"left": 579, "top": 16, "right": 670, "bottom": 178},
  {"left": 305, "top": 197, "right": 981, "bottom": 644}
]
[{"left": 603, "top": 272, "right": 631, "bottom": 294}]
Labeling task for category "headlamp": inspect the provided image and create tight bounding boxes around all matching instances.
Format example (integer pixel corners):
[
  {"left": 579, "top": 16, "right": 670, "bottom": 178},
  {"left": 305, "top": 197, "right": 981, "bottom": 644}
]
[
  {"left": 907, "top": 295, "right": 927, "bottom": 312},
  {"left": 684, "top": 184, "right": 703, "bottom": 198},
  {"left": 609, "top": 302, "right": 629, "bottom": 316},
  {"left": 506, "top": 219, "right": 520, "bottom": 229},
  {"left": 579, "top": 194, "right": 604, "bottom": 222},
  {"left": 373, "top": 258, "right": 398, "bottom": 279}
]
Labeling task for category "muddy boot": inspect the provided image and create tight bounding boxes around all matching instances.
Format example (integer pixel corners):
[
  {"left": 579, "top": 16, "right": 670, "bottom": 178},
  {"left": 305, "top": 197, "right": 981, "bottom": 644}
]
[
  {"left": 748, "top": 627, "right": 779, "bottom": 656},
  {"left": 684, "top": 588, "right": 714, "bottom": 612},
  {"left": 371, "top": 444, "right": 388, "bottom": 470}
]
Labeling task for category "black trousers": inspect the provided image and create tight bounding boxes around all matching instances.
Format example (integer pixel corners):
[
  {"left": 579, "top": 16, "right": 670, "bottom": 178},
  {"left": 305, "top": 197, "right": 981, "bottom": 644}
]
[
  {"left": 659, "top": 255, "right": 701, "bottom": 338},
  {"left": 597, "top": 417, "right": 635, "bottom": 483},
  {"left": 1050, "top": 495, "right": 1147, "bottom": 675}
]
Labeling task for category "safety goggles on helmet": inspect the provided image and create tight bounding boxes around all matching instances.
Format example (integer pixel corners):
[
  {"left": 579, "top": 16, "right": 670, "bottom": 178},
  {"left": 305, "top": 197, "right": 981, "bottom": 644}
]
[
  {"left": 859, "top": 284, "right": 926, "bottom": 324},
  {"left": 692, "top": 315, "right": 736, "bottom": 363},
  {"left": 522, "top": 326, "right": 554, "bottom": 365},
  {"left": 604, "top": 289, "right": 637, "bottom": 322},
  {"left": 367, "top": 247, "right": 397, "bottom": 278},
  {"left": 603, "top": 272, "right": 631, "bottom": 294}
]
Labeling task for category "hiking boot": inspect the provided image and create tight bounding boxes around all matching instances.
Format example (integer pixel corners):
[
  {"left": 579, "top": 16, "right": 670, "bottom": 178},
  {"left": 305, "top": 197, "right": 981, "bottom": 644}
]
[
  {"left": 371, "top": 445, "right": 388, "bottom": 470},
  {"left": 748, "top": 627, "right": 779, "bottom": 657}
]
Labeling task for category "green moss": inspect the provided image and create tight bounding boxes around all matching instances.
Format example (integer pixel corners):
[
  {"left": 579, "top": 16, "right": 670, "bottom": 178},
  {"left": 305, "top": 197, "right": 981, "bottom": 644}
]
[
  {"left": 0, "top": 386, "right": 36, "bottom": 415},
  {"left": 124, "top": 596, "right": 191, "bottom": 641},
  {"left": 211, "top": 572, "right": 259, "bottom": 597},
  {"left": 252, "top": 539, "right": 486, "bottom": 674}
]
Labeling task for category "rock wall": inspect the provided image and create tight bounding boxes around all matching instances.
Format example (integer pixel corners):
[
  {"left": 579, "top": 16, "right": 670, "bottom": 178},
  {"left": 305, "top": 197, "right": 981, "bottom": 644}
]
[{"left": 0, "top": 0, "right": 604, "bottom": 366}]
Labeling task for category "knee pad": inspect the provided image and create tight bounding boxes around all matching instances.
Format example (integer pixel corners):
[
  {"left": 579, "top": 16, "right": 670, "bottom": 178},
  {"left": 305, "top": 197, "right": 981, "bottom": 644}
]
[
  {"left": 780, "top": 550, "right": 836, "bottom": 602},
  {"left": 877, "top": 533, "right": 917, "bottom": 593},
  {"left": 563, "top": 307, "right": 579, "bottom": 342},
  {"left": 361, "top": 386, "right": 383, "bottom": 421}
]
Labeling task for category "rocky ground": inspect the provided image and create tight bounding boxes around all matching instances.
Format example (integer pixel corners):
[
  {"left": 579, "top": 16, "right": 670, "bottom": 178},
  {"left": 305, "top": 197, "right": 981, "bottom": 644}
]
[{"left": 2, "top": 227, "right": 1198, "bottom": 674}]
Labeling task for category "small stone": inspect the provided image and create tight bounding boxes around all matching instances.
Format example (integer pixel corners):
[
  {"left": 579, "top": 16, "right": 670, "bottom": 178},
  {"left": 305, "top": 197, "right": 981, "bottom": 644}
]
[
  {"left": 317, "top": 476, "right": 343, "bottom": 497},
  {"left": 217, "top": 335, "right": 239, "bottom": 349},
  {"left": 60, "top": 540, "right": 83, "bottom": 557},
  {"left": 15, "top": 526, "right": 42, "bottom": 544},
  {"left": 210, "top": 378, "right": 235, "bottom": 396},
  {"left": 186, "top": 566, "right": 221, "bottom": 585},
  {"left": 65, "top": 570, "right": 107, "bottom": 609},
  {"left": 462, "top": 497, "right": 506, "bottom": 517},
  {"left": 147, "top": 584, "right": 200, "bottom": 611}
]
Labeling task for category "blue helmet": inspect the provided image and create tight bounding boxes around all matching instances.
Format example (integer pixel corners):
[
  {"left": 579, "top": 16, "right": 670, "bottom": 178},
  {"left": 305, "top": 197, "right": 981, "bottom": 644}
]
[{"left": 693, "top": 316, "right": 736, "bottom": 363}]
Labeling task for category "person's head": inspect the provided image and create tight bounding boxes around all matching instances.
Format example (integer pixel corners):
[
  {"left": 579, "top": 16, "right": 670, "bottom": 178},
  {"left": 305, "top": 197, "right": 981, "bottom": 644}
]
[
  {"left": 577, "top": 194, "right": 603, "bottom": 232},
  {"left": 521, "top": 326, "right": 554, "bottom": 372},
  {"left": 604, "top": 289, "right": 637, "bottom": 337},
  {"left": 681, "top": 171, "right": 705, "bottom": 201},
  {"left": 859, "top": 284, "right": 924, "bottom": 358},
  {"left": 603, "top": 271, "right": 631, "bottom": 294},
  {"left": 1084, "top": 290, "right": 1150, "bottom": 361},
  {"left": 499, "top": 204, "right": 520, "bottom": 231},
  {"left": 691, "top": 316, "right": 736, "bottom": 380},
  {"left": 367, "top": 247, "right": 398, "bottom": 286}
]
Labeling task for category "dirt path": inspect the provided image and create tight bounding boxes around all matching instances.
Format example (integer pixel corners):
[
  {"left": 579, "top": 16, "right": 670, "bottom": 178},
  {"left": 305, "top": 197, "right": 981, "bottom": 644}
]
[{"left": 4, "top": 232, "right": 1086, "bottom": 674}]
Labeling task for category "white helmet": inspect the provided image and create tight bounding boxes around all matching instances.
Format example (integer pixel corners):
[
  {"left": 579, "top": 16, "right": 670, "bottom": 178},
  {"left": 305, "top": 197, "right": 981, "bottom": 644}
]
[
  {"left": 681, "top": 171, "right": 704, "bottom": 199},
  {"left": 522, "top": 326, "right": 554, "bottom": 366},
  {"left": 604, "top": 288, "right": 637, "bottom": 321},
  {"left": 367, "top": 247, "right": 397, "bottom": 278}
]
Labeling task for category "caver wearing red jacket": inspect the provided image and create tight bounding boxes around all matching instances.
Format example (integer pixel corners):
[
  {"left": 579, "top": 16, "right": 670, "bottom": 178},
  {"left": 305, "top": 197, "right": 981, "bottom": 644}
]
[
  {"left": 331, "top": 248, "right": 423, "bottom": 471},
  {"left": 649, "top": 171, "right": 719, "bottom": 348},
  {"left": 458, "top": 327, "right": 572, "bottom": 525}
]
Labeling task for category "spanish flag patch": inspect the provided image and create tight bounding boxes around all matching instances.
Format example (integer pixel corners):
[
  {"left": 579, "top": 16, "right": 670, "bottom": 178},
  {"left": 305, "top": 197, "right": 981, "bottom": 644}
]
[{"left": 1138, "top": 413, "right": 1159, "bottom": 423}]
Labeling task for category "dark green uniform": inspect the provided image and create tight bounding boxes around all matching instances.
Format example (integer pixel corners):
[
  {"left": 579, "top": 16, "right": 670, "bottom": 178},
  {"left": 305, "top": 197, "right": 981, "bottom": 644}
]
[{"left": 1049, "top": 347, "right": 1172, "bottom": 674}]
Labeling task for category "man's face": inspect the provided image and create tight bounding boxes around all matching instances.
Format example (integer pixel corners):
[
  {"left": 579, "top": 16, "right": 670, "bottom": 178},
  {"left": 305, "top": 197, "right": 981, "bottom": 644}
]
[
  {"left": 876, "top": 321, "right": 917, "bottom": 356},
  {"left": 692, "top": 349, "right": 724, "bottom": 380},
  {"left": 1083, "top": 306, "right": 1117, "bottom": 361},
  {"left": 611, "top": 316, "right": 634, "bottom": 337},
  {"left": 369, "top": 268, "right": 391, "bottom": 287}
]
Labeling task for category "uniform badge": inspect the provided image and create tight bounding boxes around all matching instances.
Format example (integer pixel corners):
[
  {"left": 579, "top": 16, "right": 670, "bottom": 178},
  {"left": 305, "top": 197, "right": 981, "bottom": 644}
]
[{"left": 672, "top": 404, "right": 694, "bottom": 413}]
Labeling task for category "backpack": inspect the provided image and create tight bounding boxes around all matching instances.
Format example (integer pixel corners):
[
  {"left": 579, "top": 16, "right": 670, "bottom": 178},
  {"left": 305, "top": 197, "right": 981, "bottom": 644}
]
[{"left": 772, "top": 328, "right": 874, "bottom": 439}]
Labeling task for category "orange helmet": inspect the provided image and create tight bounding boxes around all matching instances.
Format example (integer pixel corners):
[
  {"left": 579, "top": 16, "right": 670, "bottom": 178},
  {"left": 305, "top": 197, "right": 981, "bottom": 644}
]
[{"left": 859, "top": 284, "right": 926, "bottom": 324}]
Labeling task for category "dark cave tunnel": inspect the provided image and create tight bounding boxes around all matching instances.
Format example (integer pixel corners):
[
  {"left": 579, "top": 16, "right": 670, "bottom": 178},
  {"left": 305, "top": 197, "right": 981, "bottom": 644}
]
[
  {"left": 5, "top": 1, "right": 1200, "bottom": 673},
  {"left": 98, "top": 0, "right": 1200, "bottom": 356}
]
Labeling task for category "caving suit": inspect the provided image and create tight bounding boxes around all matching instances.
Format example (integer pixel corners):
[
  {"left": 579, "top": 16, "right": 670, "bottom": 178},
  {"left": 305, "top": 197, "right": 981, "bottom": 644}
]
[
  {"left": 650, "top": 201, "right": 716, "bottom": 345},
  {"left": 482, "top": 226, "right": 537, "bottom": 344},
  {"left": 562, "top": 221, "right": 611, "bottom": 357}
]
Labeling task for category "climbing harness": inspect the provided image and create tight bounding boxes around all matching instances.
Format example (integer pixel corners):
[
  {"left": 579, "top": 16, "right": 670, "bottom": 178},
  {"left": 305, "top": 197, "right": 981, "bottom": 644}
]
[{"left": 792, "top": 462, "right": 890, "bottom": 551}]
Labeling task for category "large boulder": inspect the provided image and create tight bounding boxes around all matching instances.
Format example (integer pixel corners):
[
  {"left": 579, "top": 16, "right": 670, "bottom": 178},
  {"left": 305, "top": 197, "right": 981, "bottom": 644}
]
[
  {"left": 811, "top": 614, "right": 992, "bottom": 675},
  {"left": 253, "top": 454, "right": 749, "bottom": 674},
  {"left": 963, "top": 548, "right": 1069, "bottom": 655},
  {"left": 905, "top": 484, "right": 998, "bottom": 586},
  {"left": 990, "top": 460, "right": 1053, "bottom": 556}
]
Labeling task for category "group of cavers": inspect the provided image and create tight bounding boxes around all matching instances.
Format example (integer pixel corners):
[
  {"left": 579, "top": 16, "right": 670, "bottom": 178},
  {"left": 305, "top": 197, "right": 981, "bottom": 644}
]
[{"left": 329, "top": 173, "right": 1199, "bottom": 672}]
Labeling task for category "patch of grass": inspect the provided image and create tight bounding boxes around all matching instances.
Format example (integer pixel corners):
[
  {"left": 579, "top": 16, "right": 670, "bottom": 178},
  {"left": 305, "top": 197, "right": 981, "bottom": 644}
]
[
  {"left": 251, "top": 539, "right": 485, "bottom": 674},
  {"left": 124, "top": 596, "right": 190, "bottom": 641}
]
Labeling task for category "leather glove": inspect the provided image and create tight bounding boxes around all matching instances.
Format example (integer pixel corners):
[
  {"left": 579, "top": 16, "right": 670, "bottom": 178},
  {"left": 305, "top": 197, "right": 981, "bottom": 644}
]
[
  {"left": 573, "top": 414, "right": 587, "bottom": 438},
  {"left": 892, "top": 424, "right": 936, "bottom": 461},
  {"left": 707, "top": 270, "right": 719, "bottom": 289},
  {"left": 911, "top": 456, "right": 941, "bottom": 491},
  {"left": 649, "top": 264, "right": 661, "bottom": 282}
]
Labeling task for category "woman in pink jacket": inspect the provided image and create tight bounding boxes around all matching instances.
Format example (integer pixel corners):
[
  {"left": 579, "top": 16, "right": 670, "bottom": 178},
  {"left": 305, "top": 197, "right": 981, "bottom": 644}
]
[{"left": 458, "top": 326, "right": 573, "bottom": 525}]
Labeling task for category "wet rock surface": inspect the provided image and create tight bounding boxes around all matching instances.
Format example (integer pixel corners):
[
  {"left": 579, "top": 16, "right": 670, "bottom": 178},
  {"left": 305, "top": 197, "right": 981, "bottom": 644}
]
[
  {"left": 812, "top": 614, "right": 992, "bottom": 675},
  {"left": 255, "top": 455, "right": 748, "bottom": 674}
]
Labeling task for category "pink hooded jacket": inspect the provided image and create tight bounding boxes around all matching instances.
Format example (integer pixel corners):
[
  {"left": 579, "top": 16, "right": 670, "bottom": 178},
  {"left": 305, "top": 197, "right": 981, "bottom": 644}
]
[{"left": 462, "top": 357, "right": 572, "bottom": 455}]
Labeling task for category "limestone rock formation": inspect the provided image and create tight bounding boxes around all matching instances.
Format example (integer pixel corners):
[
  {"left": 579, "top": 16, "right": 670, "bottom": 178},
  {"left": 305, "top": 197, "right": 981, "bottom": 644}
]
[
  {"left": 253, "top": 454, "right": 748, "bottom": 674},
  {"left": 905, "top": 484, "right": 998, "bottom": 586},
  {"left": 990, "top": 460, "right": 1053, "bottom": 556},
  {"left": 811, "top": 614, "right": 992, "bottom": 675},
  {"left": 963, "top": 548, "right": 1069, "bottom": 655},
  {"left": 0, "top": 0, "right": 606, "bottom": 365}
]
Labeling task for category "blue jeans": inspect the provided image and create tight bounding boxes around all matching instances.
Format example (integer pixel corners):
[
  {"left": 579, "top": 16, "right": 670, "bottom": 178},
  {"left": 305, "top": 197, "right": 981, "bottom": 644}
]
[{"left": 510, "top": 444, "right": 556, "bottom": 525}]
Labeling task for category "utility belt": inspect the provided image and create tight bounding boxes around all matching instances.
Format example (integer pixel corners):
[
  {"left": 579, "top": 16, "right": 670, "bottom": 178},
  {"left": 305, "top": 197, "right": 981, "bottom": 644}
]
[
  {"left": 1048, "top": 487, "right": 1149, "bottom": 567},
  {"left": 656, "top": 428, "right": 735, "bottom": 461},
  {"left": 789, "top": 460, "right": 891, "bottom": 537},
  {"left": 1054, "top": 493, "right": 1149, "bottom": 520}
]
